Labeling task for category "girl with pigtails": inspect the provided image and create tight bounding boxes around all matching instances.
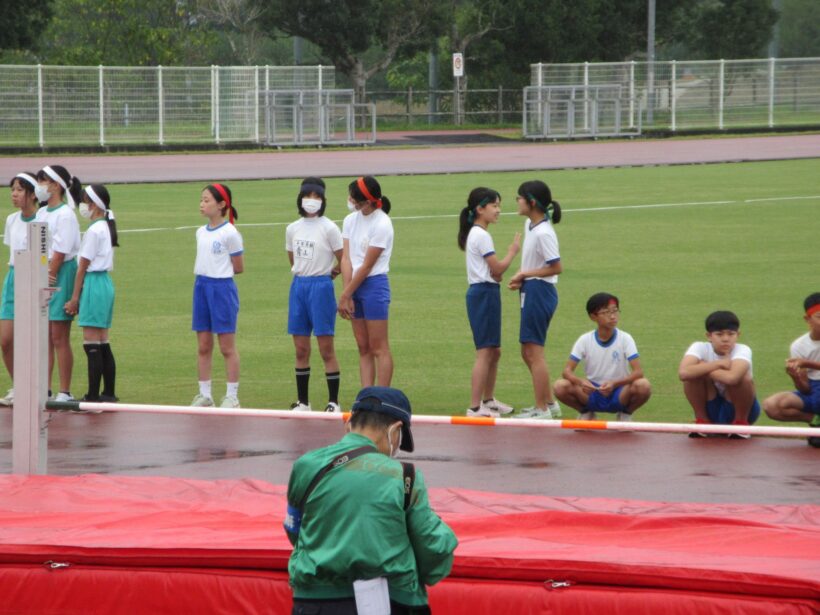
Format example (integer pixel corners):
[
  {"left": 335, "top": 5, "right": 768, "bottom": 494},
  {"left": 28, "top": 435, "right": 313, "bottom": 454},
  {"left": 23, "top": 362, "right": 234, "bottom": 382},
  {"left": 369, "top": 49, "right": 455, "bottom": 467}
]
[
  {"left": 338, "top": 176, "right": 394, "bottom": 387},
  {"left": 35, "top": 164, "right": 82, "bottom": 402},
  {"left": 509, "top": 180, "right": 564, "bottom": 420},
  {"left": 190, "top": 183, "right": 244, "bottom": 409},
  {"left": 458, "top": 187, "right": 520, "bottom": 418},
  {"left": 64, "top": 184, "right": 119, "bottom": 402}
]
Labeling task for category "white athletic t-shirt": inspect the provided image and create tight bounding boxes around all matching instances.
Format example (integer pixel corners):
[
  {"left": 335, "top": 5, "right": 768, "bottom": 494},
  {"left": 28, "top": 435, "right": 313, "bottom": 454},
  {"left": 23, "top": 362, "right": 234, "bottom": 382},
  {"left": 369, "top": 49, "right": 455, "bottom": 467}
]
[
  {"left": 341, "top": 209, "right": 393, "bottom": 276},
  {"left": 36, "top": 204, "right": 80, "bottom": 260},
  {"left": 570, "top": 329, "right": 639, "bottom": 383},
  {"left": 286, "top": 216, "right": 343, "bottom": 277},
  {"left": 79, "top": 219, "right": 113, "bottom": 272},
  {"left": 3, "top": 211, "right": 36, "bottom": 266},
  {"left": 685, "top": 341, "right": 753, "bottom": 395},
  {"left": 465, "top": 226, "right": 497, "bottom": 285},
  {"left": 194, "top": 221, "right": 243, "bottom": 278},
  {"left": 521, "top": 218, "right": 560, "bottom": 284},
  {"left": 790, "top": 333, "right": 820, "bottom": 381}
]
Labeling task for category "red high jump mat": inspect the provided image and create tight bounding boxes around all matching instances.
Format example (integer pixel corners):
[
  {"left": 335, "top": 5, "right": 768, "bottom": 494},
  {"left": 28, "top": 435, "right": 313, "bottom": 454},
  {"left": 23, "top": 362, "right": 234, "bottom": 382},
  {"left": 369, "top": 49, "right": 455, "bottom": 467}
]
[{"left": 0, "top": 474, "right": 817, "bottom": 614}]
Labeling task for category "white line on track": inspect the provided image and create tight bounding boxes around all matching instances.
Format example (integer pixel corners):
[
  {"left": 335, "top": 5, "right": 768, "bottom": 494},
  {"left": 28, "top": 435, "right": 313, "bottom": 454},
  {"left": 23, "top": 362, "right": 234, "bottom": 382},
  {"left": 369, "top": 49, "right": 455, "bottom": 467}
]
[{"left": 119, "top": 194, "right": 820, "bottom": 234}]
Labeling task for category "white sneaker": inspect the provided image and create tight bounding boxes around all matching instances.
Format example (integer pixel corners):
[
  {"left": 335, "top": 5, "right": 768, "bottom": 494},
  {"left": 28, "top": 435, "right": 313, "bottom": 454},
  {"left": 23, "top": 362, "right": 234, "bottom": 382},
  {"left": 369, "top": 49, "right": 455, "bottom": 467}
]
[
  {"left": 547, "top": 401, "right": 562, "bottom": 418},
  {"left": 54, "top": 392, "right": 74, "bottom": 403},
  {"left": 290, "top": 402, "right": 312, "bottom": 412},
  {"left": 579, "top": 411, "right": 597, "bottom": 420},
  {"left": 483, "top": 398, "right": 514, "bottom": 415},
  {"left": 616, "top": 411, "right": 633, "bottom": 422},
  {"left": 325, "top": 402, "right": 341, "bottom": 413},
  {"left": 191, "top": 394, "right": 214, "bottom": 407},
  {"left": 0, "top": 388, "right": 13, "bottom": 406},
  {"left": 466, "top": 405, "right": 500, "bottom": 418},
  {"left": 515, "top": 406, "right": 553, "bottom": 419},
  {"left": 219, "top": 395, "right": 240, "bottom": 409}
]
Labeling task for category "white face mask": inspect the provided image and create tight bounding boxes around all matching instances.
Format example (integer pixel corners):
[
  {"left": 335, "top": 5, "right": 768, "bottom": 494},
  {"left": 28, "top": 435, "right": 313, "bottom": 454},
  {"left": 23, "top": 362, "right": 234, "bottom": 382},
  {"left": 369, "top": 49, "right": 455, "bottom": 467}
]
[
  {"left": 79, "top": 202, "right": 93, "bottom": 219},
  {"left": 387, "top": 423, "right": 402, "bottom": 458},
  {"left": 301, "top": 197, "right": 322, "bottom": 214},
  {"left": 35, "top": 184, "right": 51, "bottom": 203},
  {"left": 347, "top": 200, "right": 357, "bottom": 213}
]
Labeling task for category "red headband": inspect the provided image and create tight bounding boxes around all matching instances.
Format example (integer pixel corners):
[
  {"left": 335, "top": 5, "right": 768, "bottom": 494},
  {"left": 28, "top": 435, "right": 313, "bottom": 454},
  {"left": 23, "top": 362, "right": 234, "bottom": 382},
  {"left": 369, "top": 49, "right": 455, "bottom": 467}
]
[
  {"left": 807, "top": 304, "right": 820, "bottom": 317},
  {"left": 212, "top": 183, "right": 233, "bottom": 224},
  {"left": 356, "top": 177, "right": 382, "bottom": 209}
]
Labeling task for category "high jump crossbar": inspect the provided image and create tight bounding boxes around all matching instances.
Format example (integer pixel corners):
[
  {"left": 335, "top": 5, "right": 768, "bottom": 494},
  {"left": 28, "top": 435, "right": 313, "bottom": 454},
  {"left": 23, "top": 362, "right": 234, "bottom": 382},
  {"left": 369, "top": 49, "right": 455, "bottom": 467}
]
[{"left": 44, "top": 401, "right": 819, "bottom": 439}]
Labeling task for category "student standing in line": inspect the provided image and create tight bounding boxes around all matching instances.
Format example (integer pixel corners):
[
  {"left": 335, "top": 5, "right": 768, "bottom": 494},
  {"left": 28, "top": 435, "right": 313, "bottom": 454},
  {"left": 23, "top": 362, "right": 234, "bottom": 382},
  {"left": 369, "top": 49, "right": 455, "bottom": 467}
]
[
  {"left": 64, "top": 184, "right": 119, "bottom": 402},
  {"left": 457, "top": 187, "right": 520, "bottom": 417},
  {"left": 338, "top": 176, "right": 394, "bottom": 388},
  {"left": 509, "top": 180, "right": 563, "bottom": 420},
  {"left": 35, "top": 165, "right": 82, "bottom": 402},
  {"left": 0, "top": 172, "right": 40, "bottom": 406},
  {"left": 286, "top": 177, "right": 344, "bottom": 413},
  {"left": 190, "top": 183, "right": 244, "bottom": 409}
]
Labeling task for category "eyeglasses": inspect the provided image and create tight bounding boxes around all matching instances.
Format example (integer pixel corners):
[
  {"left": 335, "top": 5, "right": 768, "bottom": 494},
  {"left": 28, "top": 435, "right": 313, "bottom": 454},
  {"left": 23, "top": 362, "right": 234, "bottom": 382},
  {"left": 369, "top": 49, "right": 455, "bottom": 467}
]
[{"left": 595, "top": 308, "right": 620, "bottom": 316}]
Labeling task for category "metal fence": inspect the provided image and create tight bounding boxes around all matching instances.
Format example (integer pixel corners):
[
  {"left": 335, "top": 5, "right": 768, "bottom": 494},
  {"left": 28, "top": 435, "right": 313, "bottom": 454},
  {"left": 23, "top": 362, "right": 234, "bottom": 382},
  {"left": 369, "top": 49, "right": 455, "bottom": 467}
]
[
  {"left": 531, "top": 57, "right": 820, "bottom": 132},
  {"left": 0, "top": 64, "right": 336, "bottom": 147},
  {"left": 263, "top": 89, "right": 376, "bottom": 146},
  {"left": 364, "top": 88, "right": 522, "bottom": 126},
  {"left": 523, "top": 85, "right": 642, "bottom": 139}
]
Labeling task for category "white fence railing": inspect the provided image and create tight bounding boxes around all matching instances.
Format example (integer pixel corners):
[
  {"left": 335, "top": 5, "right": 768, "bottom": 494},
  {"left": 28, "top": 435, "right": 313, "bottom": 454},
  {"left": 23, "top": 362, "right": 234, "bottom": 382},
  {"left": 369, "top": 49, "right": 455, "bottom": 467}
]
[
  {"left": 531, "top": 57, "right": 820, "bottom": 132},
  {"left": 0, "top": 64, "right": 336, "bottom": 147}
]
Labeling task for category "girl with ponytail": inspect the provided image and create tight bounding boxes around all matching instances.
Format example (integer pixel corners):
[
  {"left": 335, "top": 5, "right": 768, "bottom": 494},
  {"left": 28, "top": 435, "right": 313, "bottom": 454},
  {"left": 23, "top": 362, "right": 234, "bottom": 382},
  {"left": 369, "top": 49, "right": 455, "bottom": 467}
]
[
  {"left": 190, "top": 183, "right": 244, "bottom": 408},
  {"left": 338, "top": 175, "right": 395, "bottom": 387},
  {"left": 458, "top": 187, "right": 520, "bottom": 417},
  {"left": 0, "top": 172, "right": 40, "bottom": 406},
  {"left": 509, "top": 179, "right": 564, "bottom": 420},
  {"left": 64, "top": 184, "right": 119, "bottom": 402},
  {"left": 35, "top": 164, "right": 82, "bottom": 401}
]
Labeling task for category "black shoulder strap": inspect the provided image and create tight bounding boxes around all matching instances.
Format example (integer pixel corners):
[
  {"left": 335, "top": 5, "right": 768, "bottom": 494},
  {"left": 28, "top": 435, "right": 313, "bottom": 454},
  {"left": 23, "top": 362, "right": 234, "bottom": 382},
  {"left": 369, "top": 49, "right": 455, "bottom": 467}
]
[
  {"left": 401, "top": 462, "right": 415, "bottom": 511},
  {"left": 298, "top": 446, "right": 375, "bottom": 511}
]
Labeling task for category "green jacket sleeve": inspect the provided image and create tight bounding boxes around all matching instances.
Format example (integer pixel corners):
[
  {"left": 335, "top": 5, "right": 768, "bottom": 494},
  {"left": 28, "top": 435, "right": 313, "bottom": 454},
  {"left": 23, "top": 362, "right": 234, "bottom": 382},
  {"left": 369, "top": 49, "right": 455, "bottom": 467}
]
[{"left": 405, "top": 469, "right": 458, "bottom": 586}]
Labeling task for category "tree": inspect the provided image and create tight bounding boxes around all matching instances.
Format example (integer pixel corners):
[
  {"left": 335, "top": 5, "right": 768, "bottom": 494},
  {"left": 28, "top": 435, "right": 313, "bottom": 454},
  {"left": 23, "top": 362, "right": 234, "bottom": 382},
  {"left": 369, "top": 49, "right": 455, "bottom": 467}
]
[
  {"left": 672, "top": 0, "right": 778, "bottom": 59},
  {"left": 198, "top": 0, "right": 268, "bottom": 65},
  {"left": 256, "top": 0, "right": 448, "bottom": 99},
  {"left": 40, "top": 0, "right": 210, "bottom": 65},
  {"left": 0, "top": 0, "right": 51, "bottom": 54},
  {"left": 778, "top": 0, "right": 820, "bottom": 57}
]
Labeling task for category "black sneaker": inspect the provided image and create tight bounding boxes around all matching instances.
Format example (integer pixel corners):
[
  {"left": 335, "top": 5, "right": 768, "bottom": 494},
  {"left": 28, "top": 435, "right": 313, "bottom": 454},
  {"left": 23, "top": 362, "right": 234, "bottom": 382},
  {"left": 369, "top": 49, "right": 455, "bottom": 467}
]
[{"left": 98, "top": 394, "right": 119, "bottom": 403}]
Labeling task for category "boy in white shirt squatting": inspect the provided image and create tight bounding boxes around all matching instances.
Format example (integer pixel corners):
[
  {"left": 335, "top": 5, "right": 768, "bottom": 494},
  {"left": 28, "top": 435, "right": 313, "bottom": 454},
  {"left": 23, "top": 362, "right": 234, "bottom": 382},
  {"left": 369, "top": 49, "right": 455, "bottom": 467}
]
[
  {"left": 678, "top": 310, "right": 760, "bottom": 438},
  {"left": 762, "top": 292, "right": 820, "bottom": 448},
  {"left": 554, "top": 293, "right": 651, "bottom": 421}
]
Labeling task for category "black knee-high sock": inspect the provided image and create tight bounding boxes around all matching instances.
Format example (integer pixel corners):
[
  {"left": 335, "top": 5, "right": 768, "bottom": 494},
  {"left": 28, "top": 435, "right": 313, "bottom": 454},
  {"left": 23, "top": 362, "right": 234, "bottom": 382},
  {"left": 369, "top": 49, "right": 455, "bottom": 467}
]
[
  {"left": 326, "top": 371, "right": 340, "bottom": 404},
  {"left": 83, "top": 343, "right": 103, "bottom": 400},
  {"left": 100, "top": 342, "right": 116, "bottom": 397},
  {"left": 296, "top": 367, "right": 310, "bottom": 405}
]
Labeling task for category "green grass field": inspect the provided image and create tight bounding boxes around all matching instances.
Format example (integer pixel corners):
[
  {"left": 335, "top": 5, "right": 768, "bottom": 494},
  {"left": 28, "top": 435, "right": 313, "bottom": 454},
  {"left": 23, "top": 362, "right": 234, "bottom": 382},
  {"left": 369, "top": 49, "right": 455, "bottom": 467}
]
[{"left": 3, "top": 158, "right": 818, "bottom": 423}]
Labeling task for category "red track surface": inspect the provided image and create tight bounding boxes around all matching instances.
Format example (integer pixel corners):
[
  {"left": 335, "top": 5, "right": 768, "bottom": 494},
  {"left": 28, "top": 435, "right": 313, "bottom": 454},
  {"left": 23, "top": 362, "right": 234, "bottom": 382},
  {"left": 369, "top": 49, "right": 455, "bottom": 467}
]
[{"left": 1, "top": 133, "right": 818, "bottom": 183}]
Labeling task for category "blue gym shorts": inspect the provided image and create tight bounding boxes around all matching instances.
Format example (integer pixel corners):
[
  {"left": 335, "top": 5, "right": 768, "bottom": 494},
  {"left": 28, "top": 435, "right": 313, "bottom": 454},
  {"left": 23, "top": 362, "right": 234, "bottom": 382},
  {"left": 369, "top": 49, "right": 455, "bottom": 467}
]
[
  {"left": 0, "top": 268, "right": 14, "bottom": 320},
  {"left": 49, "top": 258, "right": 77, "bottom": 322},
  {"left": 352, "top": 274, "right": 390, "bottom": 321},
  {"left": 466, "top": 282, "right": 501, "bottom": 349},
  {"left": 585, "top": 384, "right": 627, "bottom": 413},
  {"left": 78, "top": 271, "right": 114, "bottom": 329},
  {"left": 519, "top": 279, "right": 558, "bottom": 345},
  {"left": 793, "top": 380, "right": 820, "bottom": 415},
  {"left": 288, "top": 275, "right": 336, "bottom": 337},
  {"left": 706, "top": 395, "right": 761, "bottom": 424},
  {"left": 192, "top": 275, "right": 239, "bottom": 334}
]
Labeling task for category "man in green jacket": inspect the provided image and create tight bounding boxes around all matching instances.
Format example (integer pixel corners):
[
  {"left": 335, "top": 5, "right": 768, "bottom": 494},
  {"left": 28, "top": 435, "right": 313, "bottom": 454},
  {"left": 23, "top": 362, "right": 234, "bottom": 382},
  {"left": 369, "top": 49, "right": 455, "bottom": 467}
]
[{"left": 284, "top": 386, "right": 458, "bottom": 614}]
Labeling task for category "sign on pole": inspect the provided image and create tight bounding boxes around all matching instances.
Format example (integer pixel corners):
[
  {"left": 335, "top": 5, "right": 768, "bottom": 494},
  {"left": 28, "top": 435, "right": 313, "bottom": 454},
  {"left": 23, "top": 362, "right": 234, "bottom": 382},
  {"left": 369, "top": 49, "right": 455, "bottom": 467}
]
[
  {"left": 452, "top": 53, "right": 464, "bottom": 77},
  {"left": 12, "top": 222, "right": 51, "bottom": 475}
]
